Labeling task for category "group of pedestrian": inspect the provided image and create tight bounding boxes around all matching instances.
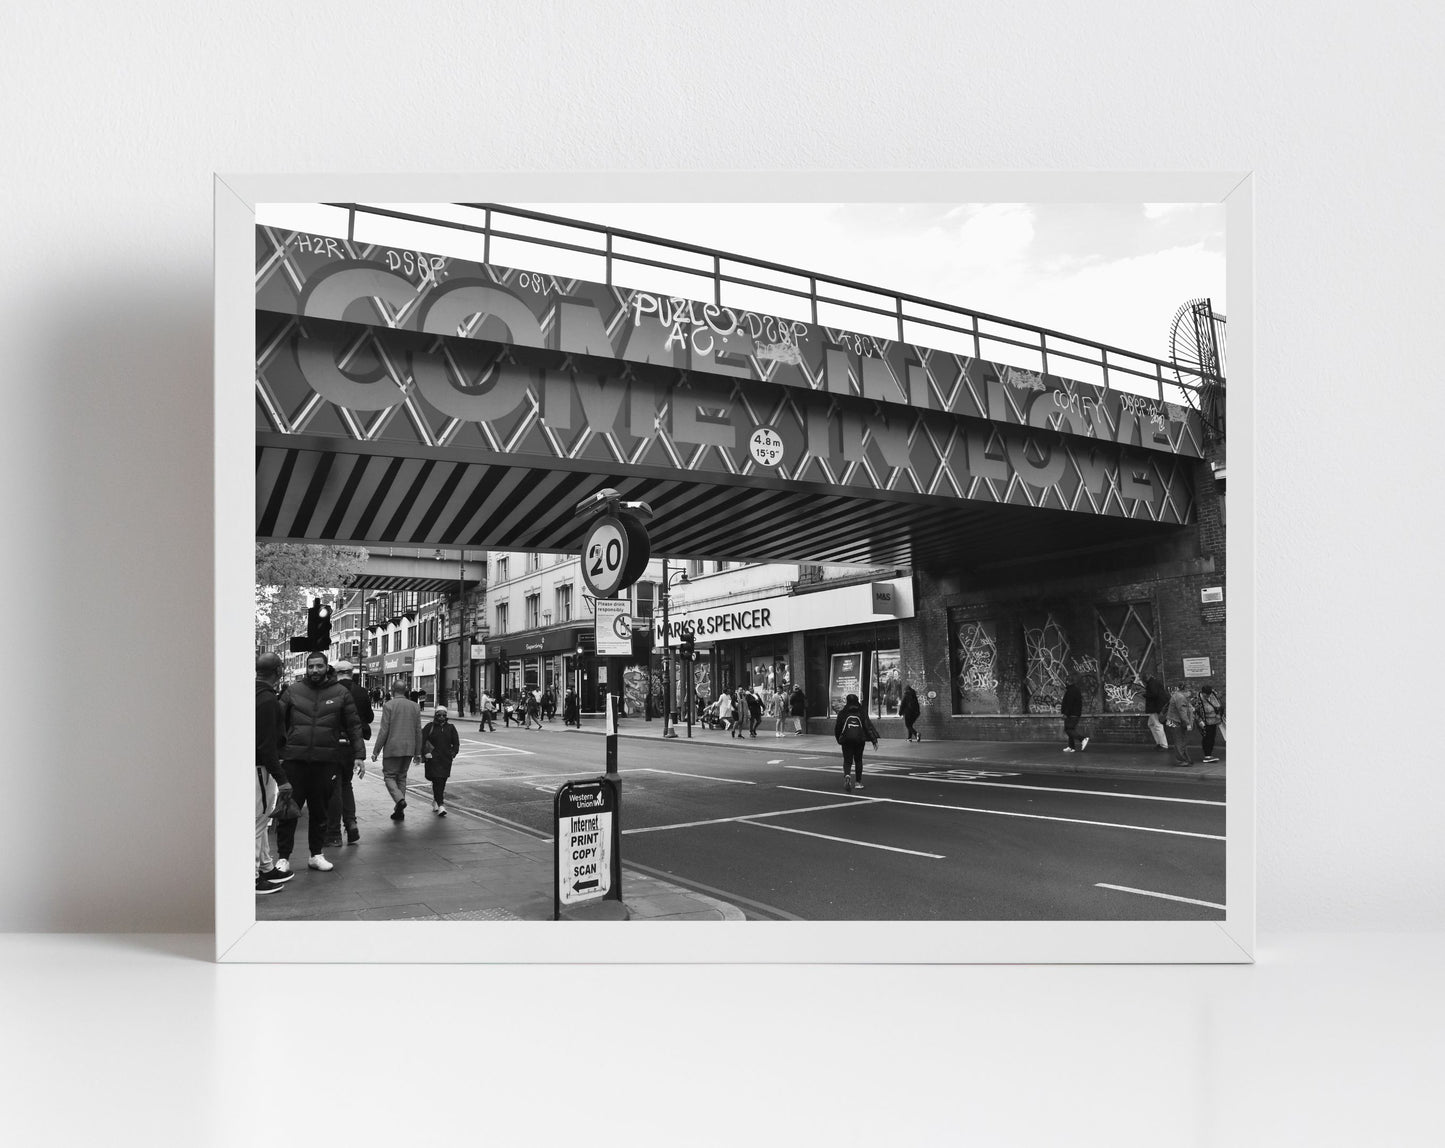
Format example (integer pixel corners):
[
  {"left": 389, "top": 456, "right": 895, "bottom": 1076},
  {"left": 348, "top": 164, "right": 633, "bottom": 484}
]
[
  {"left": 1055, "top": 672, "right": 1225, "bottom": 766},
  {"left": 254, "top": 651, "right": 465, "bottom": 899}
]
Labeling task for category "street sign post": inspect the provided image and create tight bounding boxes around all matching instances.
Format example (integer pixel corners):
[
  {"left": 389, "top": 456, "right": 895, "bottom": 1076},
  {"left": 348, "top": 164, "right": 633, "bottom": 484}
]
[{"left": 553, "top": 775, "right": 622, "bottom": 920}]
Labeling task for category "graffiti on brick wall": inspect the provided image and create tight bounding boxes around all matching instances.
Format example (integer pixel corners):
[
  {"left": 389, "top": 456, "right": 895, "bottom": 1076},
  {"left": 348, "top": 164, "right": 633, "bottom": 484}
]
[
  {"left": 1023, "top": 614, "right": 1071, "bottom": 714},
  {"left": 1097, "top": 601, "right": 1156, "bottom": 713},
  {"left": 955, "top": 620, "right": 1000, "bottom": 714}
]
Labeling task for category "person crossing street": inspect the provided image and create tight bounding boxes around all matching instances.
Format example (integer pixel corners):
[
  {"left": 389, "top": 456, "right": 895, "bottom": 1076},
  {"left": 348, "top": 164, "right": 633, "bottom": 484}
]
[
  {"left": 372, "top": 681, "right": 423, "bottom": 821},
  {"left": 833, "top": 692, "right": 879, "bottom": 793}
]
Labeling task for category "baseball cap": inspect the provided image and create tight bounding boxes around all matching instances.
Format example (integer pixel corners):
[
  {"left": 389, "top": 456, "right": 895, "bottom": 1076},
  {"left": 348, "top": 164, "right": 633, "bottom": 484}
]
[{"left": 334, "top": 661, "right": 353, "bottom": 674}]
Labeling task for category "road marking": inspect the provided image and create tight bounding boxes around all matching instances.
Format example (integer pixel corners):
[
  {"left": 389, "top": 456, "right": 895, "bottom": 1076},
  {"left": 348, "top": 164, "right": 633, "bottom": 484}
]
[
  {"left": 783, "top": 765, "right": 1222, "bottom": 806},
  {"left": 455, "top": 770, "right": 582, "bottom": 784},
  {"left": 635, "top": 768, "right": 756, "bottom": 785},
  {"left": 777, "top": 787, "right": 1225, "bottom": 841},
  {"left": 744, "top": 819, "right": 944, "bottom": 858},
  {"left": 1095, "top": 883, "right": 1226, "bottom": 910},
  {"left": 622, "top": 800, "right": 868, "bottom": 836}
]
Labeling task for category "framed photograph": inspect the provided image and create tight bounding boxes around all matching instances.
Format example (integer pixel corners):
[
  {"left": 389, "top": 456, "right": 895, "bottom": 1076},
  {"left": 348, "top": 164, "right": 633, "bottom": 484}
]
[{"left": 218, "top": 172, "right": 1253, "bottom": 963}]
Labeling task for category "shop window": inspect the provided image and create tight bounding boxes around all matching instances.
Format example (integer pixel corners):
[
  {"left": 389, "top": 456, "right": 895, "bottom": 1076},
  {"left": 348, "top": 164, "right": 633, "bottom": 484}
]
[
  {"left": 952, "top": 617, "right": 1001, "bottom": 714},
  {"left": 1022, "top": 612, "right": 1072, "bottom": 714},
  {"left": 1095, "top": 602, "right": 1157, "bottom": 712},
  {"left": 871, "top": 649, "right": 903, "bottom": 716}
]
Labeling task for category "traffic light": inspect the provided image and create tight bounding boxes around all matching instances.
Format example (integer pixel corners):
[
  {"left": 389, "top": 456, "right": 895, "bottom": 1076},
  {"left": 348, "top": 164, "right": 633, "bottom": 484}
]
[
  {"left": 680, "top": 629, "right": 695, "bottom": 661},
  {"left": 307, "top": 598, "right": 332, "bottom": 652}
]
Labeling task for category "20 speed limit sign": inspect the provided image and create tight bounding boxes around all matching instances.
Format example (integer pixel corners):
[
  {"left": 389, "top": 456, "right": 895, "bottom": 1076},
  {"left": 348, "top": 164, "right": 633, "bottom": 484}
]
[{"left": 581, "top": 516, "right": 630, "bottom": 598}]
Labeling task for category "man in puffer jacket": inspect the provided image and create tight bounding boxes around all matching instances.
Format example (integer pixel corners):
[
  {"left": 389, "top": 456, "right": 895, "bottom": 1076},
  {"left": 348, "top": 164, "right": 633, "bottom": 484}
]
[{"left": 276, "top": 652, "right": 365, "bottom": 873}]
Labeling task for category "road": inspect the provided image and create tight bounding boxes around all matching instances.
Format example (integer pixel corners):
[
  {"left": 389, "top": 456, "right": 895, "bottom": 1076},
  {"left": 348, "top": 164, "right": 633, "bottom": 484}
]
[{"left": 429, "top": 720, "right": 1226, "bottom": 922}]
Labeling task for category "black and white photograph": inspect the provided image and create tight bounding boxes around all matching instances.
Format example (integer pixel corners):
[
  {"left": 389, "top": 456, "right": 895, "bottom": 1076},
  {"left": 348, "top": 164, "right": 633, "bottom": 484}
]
[{"left": 239, "top": 190, "right": 1240, "bottom": 942}]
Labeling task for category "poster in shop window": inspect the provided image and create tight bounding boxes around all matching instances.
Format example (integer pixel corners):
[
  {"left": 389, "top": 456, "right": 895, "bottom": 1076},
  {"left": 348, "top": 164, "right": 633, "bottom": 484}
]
[
  {"left": 871, "top": 649, "right": 902, "bottom": 715},
  {"left": 828, "top": 652, "right": 863, "bottom": 714}
]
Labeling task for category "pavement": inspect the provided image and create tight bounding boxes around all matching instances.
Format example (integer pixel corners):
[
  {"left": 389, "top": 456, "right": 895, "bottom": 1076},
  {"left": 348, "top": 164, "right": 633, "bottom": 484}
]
[{"left": 257, "top": 711, "right": 1225, "bottom": 922}]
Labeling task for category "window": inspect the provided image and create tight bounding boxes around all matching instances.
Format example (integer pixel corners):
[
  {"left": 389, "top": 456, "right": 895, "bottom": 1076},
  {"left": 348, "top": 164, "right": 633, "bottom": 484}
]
[
  {"left": 495, "top": 557, "right": 509, "bottom": 583},
  {"left": 633, "top": 581, "right": 655, "bottom": 620},
  {"left": 951, "top": 616, "right": 1001, "bottom": 714},
  {"left": 526, "top": 553, "right": 540, "bottom": 572},
  {"left": 496, "top": 603, "right": 509, "bottom": 634},
  {"left": 1096, "top": 602, "right": 1158, "bottom": 712},
  {"left": 525, "top": 594, "right": 540, "bottom": 629},
  {"left": 557, "top": 583, "right": 573, "bottom": 622}
]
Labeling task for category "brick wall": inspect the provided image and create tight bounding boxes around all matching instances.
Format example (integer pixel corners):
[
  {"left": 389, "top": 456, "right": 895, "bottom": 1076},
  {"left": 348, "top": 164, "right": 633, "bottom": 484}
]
[{"left": 903, "top": 459, "right": 1227, "bottom": 744}]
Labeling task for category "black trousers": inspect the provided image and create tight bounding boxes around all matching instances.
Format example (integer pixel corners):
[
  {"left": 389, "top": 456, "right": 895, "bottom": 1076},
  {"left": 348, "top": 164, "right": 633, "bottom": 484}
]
[
  {"left": 326, "top": 760, "right": 356, "bottom": 836},
  {"left": 276, "top": 761, "right": 335, "bottom": 859},
  {"left": 842, "top": 743, "right": 865, "bottom": 780},
  {"left": 1202, "top": 723, "right": 1219, "bottom": 756}
]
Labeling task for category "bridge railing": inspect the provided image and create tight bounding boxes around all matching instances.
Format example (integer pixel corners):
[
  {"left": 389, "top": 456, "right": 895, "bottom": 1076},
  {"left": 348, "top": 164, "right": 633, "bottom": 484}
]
[{"left": 318, "top": 201, "right": 1211, "bottom": 408}]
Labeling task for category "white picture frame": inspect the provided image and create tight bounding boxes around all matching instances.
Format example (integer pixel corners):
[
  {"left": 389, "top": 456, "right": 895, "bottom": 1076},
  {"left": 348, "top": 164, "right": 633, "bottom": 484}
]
[{"left": 217, "top": 171, "right": 1254, "bottom": 964}]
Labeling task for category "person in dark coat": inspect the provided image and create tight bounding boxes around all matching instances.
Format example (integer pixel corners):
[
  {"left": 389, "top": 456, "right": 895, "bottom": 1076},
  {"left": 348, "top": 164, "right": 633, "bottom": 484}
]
[
  {"left": 326, "top": 661, "right": 373, "bottom": 847},
  {"left": 421, "top": 707, "right": 461, "bottom": 815},
  {"left": 563, "top": 689, "right": 580, "bottom": 727},
  {"left": 277, "top": 652, "right": 365, "bottom": 873},
  {"left": 833, "top": 693, "right": 879, "bottom": 792},
  {"left": 900, "top": 685, "right": 922, "bottom": 742},
  {"left": 743, "top": 687, "right": 763, "bottom": 737},
  {"left": 1139, "top": 673, "right": 1170, "bottom": 750},
  {"left": 1060, "top": 675, "right": 1088, "bottom": 753},
  {"left": 788, "top": 685, "right": 807, "bottom": 735}
]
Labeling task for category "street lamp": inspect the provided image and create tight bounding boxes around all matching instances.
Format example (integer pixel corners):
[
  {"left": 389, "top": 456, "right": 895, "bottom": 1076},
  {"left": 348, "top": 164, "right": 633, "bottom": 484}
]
[{"left": 660, "top": 559, "right": 690, "bottom": 740}]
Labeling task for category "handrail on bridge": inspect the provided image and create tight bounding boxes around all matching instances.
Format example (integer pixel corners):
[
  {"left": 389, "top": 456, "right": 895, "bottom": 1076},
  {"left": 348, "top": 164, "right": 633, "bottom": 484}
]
[{"left": 323, "top": 201, "right": 1215, "bottom": 407}]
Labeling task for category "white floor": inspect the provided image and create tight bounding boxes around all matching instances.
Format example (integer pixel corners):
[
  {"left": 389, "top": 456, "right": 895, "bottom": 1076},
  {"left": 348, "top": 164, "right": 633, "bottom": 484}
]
[{"left": 3, "top": 932, "right": 1439, "bottom": 1147}]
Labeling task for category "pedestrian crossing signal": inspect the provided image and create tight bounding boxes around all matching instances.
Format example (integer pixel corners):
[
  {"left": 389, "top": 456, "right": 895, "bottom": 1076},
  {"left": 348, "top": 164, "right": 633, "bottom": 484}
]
[{"left": 680, "top": 629, "right": 695, "bottom": 660}]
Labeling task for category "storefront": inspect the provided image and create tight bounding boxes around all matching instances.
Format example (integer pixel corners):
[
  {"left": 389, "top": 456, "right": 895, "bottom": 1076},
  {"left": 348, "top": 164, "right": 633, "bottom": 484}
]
[
  {"left": 655, "top": 577, "right": 914, "bottom": 725},
  {"left": 493, "top": 628, "right": 586, "bottom": 709},
  {"left": 413, "top": 645, "right": 437, "bottom": 708},
  {"left": 380, "top": 649, "right": 415, "bottom": 699}
]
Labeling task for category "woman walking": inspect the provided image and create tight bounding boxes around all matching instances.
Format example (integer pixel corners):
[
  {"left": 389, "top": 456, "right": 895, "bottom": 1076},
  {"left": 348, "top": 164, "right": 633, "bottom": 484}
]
[
  {"left": 717, "top": 689, "right": 735, "bottom": 736},
  {"left": 421, "top": 707, "right": 460, "bottom": 815},
  {"left": 770, "top": 690, "right": 787, "bottom": 737},
  {"left": 1196, "top": 685, "right": 1224, "bottom": 763},
  {"left": 900, "top": 685, "right": 922, "bottom": 742}
]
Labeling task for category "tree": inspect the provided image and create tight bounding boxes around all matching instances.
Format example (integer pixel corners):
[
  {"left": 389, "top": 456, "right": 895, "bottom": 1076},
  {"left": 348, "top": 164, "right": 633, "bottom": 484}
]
[
  {"left": 254, "top": 544, "right": 369, "bottom": 652},
  {"left": 256, "top": 544, "right": 369, "bottom": 588}
]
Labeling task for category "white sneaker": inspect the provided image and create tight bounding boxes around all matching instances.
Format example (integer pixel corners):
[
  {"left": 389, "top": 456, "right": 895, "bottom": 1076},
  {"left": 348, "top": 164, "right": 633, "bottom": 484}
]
[
  {"left": 853, "top": 781, "right": 864, "bottom": 791},
  {"left": 274, "top": 858, "right": 291, "bottom": 874},
  {"left": 1081, "top": 737, "right": 1090, "bottom": 751},
  {"left": 308, "top": 854, "right": 333, "bottom": 872},
  {"left": 1063, "top": 747, "right": 1074, "bottom": 752},
  {"left": 437, "top": 806, "right": 447, "bottom": 817}
]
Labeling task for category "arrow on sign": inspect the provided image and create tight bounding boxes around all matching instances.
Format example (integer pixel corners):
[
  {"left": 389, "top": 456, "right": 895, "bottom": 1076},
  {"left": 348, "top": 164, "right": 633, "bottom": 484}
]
[{"left": 573, "top": 878, "right": 599, "bottom": 893}]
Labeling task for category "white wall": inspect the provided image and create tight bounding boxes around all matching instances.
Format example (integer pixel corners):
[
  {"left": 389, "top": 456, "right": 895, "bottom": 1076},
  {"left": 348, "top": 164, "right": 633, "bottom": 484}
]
[{"left": 1, "top": 1, "right": 1440, "bottom": 932}]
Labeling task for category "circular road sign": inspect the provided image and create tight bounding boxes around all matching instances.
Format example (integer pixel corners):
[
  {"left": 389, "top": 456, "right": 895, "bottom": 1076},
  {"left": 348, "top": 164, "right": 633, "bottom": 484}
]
[
  {"left": 611, "top": 611, "right": 634, "bottom": 642},
  {"left": 581, "top": 515, "right": 630, "bottom": 598},
  {"left": 748, "top": 425, "right": 785, "bottom": 468}
]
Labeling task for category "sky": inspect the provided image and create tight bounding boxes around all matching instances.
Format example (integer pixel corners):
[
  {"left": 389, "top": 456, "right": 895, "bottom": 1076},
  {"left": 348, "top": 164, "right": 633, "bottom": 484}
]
[{"left": 257, "top": 200, "right": 1224, "bottom": 366}]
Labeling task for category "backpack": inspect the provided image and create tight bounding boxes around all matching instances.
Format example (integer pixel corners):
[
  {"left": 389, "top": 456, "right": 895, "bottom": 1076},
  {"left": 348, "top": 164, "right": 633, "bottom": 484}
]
[{"left": 840, "top": 712, "right": 866, "bottom": 744}]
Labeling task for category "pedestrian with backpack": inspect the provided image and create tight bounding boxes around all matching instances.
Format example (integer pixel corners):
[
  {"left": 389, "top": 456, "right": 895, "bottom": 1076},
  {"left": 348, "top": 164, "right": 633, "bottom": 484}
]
[{"left": 833, "top": 693, "right": 879, "bottom": 793}]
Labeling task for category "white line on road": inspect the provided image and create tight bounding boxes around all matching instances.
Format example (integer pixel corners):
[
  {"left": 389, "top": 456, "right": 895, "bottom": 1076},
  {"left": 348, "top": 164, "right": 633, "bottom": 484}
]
[
  {"left": 743, "top": 819, "right": 944, "bottom": 858},
  {"left": 1095, "top": 883, "right": 1226, "bottom": 910},
  {"left": 635, "top": 768, "right": 756, "bottom": 785},
  {"left": 782, "top": 764, "right": 1223, "bottom": 806},
  {"left": 777, "top": 787, "right": 1226, "bottom": 841},
  {"left": 622, "top": 800, "right": 869, "bottom": 836}
]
